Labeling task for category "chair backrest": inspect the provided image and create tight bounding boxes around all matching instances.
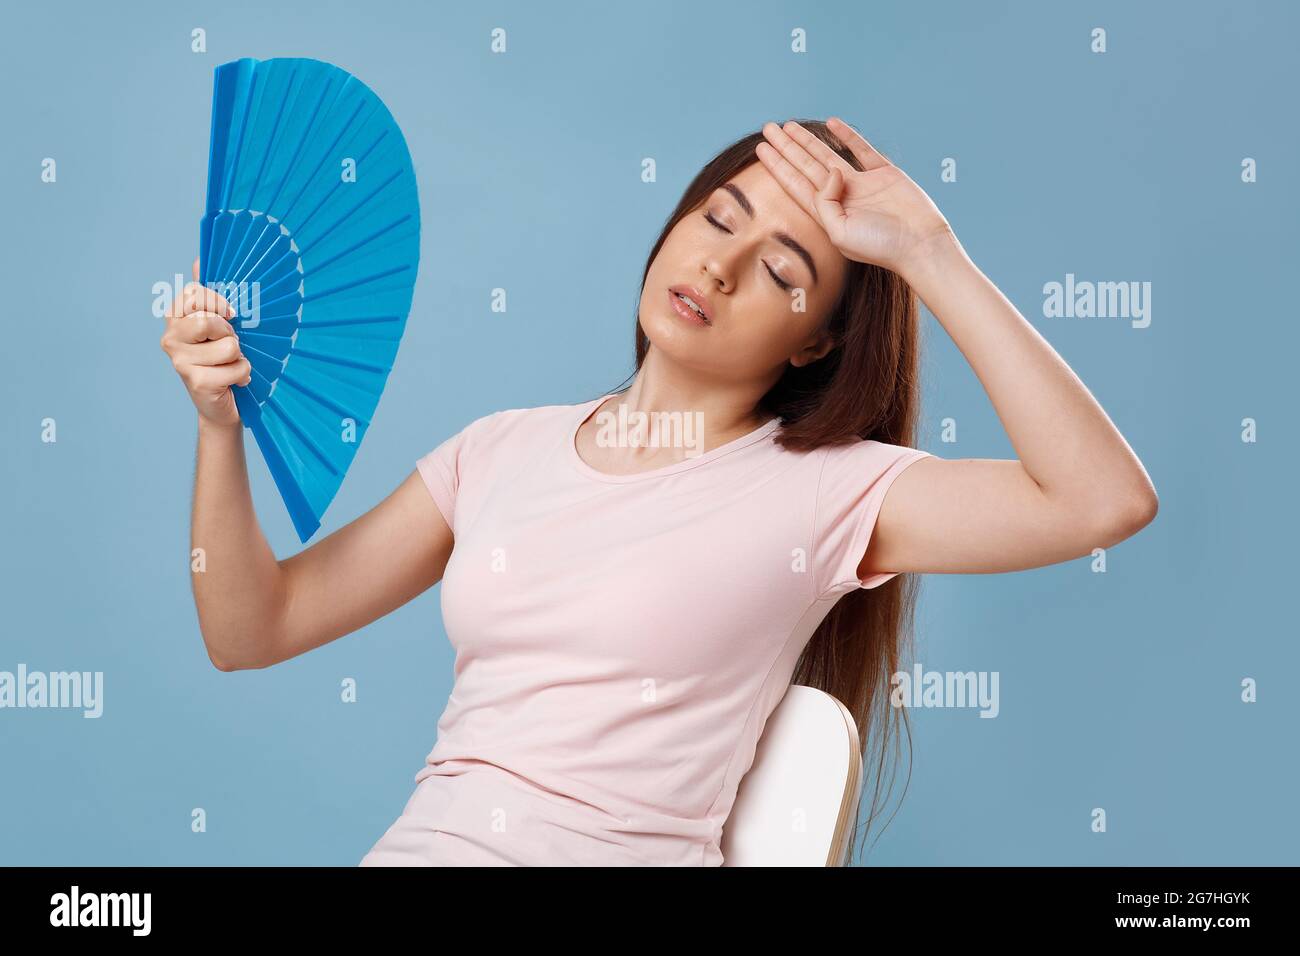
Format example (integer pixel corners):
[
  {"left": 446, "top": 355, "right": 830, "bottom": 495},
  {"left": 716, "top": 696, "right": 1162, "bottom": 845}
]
[{"left": 720, "top": 684, "right": 863, "bottom": 867}]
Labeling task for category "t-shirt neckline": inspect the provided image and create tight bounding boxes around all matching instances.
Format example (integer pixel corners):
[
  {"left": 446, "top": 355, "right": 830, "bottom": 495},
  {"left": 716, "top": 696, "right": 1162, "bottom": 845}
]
[{"left": 568, "top": 392, "right": 782, "bottom": 483}]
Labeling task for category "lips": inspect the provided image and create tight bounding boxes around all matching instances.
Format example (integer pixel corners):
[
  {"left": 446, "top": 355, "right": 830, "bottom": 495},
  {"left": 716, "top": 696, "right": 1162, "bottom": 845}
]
[{"left": 668, "top": 285, "right": 713, "bottom": 324}]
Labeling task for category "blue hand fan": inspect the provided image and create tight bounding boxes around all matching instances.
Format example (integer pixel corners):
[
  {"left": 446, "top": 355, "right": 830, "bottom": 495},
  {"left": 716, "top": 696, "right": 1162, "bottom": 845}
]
[{"left": 199, "top": 57, "right": 420, "bottom": 543}]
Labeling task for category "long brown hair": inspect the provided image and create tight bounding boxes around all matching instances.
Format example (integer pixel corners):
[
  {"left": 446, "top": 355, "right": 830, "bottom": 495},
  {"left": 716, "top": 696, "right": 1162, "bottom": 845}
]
[{"left": 609, "top": 119, "right": 925, "bottom": 864}]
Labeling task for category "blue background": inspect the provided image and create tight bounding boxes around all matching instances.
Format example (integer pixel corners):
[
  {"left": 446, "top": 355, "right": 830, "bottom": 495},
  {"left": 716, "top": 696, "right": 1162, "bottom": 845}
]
[{"left": 1, "top": 0, "right": 1295, "bottom": 865}]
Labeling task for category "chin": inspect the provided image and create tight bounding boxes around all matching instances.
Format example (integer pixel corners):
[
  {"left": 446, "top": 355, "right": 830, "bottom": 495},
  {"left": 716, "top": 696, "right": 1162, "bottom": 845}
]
[
  {"left": 640, "top": 306, "right": 694, "bottom": 344},
  {"left": 646, "top": 330, "right": 750, "bottom": 396}
]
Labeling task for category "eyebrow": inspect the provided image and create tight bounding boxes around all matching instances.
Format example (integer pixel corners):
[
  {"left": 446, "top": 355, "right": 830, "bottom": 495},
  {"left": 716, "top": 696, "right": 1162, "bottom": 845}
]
[{"left": 720, "top": 182, "right": 819, "bottom": 285}]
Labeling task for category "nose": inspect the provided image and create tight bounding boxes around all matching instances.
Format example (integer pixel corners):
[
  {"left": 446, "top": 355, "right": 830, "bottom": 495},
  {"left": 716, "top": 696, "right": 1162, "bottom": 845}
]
[{"left": 701, "top": 247, "right": 738, "bottom": 295}]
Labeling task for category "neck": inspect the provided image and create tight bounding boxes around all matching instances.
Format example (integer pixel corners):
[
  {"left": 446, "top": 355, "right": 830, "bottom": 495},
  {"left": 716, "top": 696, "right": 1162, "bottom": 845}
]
[{"left": 612, "top": 349, "right": 774, "bottom": 448}]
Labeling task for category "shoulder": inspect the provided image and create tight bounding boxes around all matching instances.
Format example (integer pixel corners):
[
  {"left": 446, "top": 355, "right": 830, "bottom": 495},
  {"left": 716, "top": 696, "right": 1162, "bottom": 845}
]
[
  {"left": 457, "top": 396, "right": 588, "bottom": 439},
  {"left": 806, "top": 436, "right": 936, "bottom": 594},
  {"left": 816, "top": 435, "right": 935, "bottom": 476},
  {"left": 434, "top": 395, "right": 593, "bottom": 456},
  {"left": 813, "top": 435, "right": 936, "bottom": 512}
]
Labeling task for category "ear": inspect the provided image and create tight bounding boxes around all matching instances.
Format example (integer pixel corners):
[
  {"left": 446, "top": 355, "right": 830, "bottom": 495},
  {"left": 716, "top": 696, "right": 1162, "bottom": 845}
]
[{"left": 789, "top": 329, "right": 835, "bottom": 368}]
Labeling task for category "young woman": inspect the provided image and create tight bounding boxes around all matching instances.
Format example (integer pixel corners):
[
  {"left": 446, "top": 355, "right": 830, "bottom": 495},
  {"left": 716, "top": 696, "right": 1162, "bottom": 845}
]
[{"left": 159, "top": 118, "right": 1158, "bottom": 867}]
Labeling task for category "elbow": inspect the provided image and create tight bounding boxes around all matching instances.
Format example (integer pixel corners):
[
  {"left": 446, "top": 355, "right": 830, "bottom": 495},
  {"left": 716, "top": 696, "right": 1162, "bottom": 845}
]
[
  {"left": 206, "top": 640, "right": 247, "bottom": 672},
  {"left": 1096, "top": 487, "right": 1159, "bottom": 544},
  {"left": 208, "top": 650, "right": 270, "bottom": 673},
  {"left": 1141, "top": 490, "right": 1159, "bottom": 527},
  {"left": 198, "top": 621, "right": 241, "bottom": 672},
  {"left": 207, "top": 644, "right": 277, "bottom": 672},
  {"left": 202, "top": 633, "right": 268, "bottom": 673},
  {"left": 197, "top": 602, "right": 283, "bottom": 673},
  {"left": 1124, "top": 486, "right": 1159, "bottom": 533}
]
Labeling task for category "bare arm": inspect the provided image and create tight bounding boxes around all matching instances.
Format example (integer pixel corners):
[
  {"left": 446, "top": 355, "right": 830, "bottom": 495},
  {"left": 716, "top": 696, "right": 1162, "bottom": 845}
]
[
  {"left": 164, "top": 258, "right": 452, "bottom": 672},
  {"left": 189, "top": 417, "right": 281, "bottom": 670},
  {"left": 191, "top": 421, "right": 452, "bottom": 672},
  {"left": 269, "top": 470, "right": 452, "bottom": 670},
  {"left": 861, "top": 229, "right": 1158, "bottom": 580}
]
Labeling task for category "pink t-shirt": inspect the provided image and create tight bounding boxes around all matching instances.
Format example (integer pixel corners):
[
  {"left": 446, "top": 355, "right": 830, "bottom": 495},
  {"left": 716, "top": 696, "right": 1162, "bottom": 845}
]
[{"left": 359, "top": 392, "right": 934, "bottom": 866}]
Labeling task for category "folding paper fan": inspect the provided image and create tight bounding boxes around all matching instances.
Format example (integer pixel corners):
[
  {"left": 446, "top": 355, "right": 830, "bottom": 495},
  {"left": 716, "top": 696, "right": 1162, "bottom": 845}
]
[{"left": 199, "top": 57, "right": 420, "bottom": 542}]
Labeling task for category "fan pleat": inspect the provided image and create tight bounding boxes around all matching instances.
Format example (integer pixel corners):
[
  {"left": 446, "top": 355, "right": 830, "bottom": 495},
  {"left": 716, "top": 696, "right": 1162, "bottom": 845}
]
[
  {"left": 239, "top": 64, "right": 296, "bottom": 204},
  {"left": 238, "top": 331, "right": 293, "bottom": 360},
  {"left": 277, "top": 372, "right": 368, "bottom": 429},
  {"left": 303, "top": 214, "right": 413, "bottom": 274},
  {"left": 239, "top": 341, "right": 288, "bottom": 386},
  {"left": 259, "top": 402, "right": 336, "bottom": 511},
  {"left": 227, "top": 222, "right": 282, "bottom": 286},
  {"left": 262, "top": 394, "right": 338, "bottom": 476},
  {"left": 298, "top": 315, "right": 401, "bottom": 330},
  {"left": 259, "top": 75, "right": 337, "bottom": 214},
  {"left": 297, "top": 333, "right": 399, "bottom": 370},
  {"left": 304, "top": 265, "right": 412, "bottom": 305},
  {"left": 279, "top": 100, "right": 369, "bottom": 228},
  {"left": 283, "top": 355, "right": 386, "bottom": 414},
  {"left": 245, "top": 364, "right": 276, "bottom": 406},
  {"left": 268, "top": 381, "right": 358, "bottom": 472},
  {"left": 257, "top": 246, "right": 297, "bottom": 288},
  {"left": 215, "top": 212, "right": 257, "bottom": 281},
  {"left": 256, "top": 272, "right": 306, "bottom": 309}
]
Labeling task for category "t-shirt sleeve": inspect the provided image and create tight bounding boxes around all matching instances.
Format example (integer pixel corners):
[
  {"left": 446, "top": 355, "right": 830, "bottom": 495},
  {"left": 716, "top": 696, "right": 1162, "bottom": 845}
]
[
  {"left": 415, "top": 412, "right": 499, "bottom": 533},
  {"left": 812, "top": 439, "right": 936, "bottom": 595}
]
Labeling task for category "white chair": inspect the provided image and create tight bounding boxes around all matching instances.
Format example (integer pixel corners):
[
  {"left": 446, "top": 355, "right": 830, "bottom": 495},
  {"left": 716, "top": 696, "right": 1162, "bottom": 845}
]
[{"left": 720, "top": 685, "right": 863, "bottom": 867}]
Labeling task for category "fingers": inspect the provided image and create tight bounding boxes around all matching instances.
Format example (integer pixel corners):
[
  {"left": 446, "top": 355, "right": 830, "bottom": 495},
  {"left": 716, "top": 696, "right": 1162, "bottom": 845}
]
[
  {"left": 171, "top": 331, "right": 245, "bottom": 368},
  {"left": 192, "top": 257, "right": 200, "bottom": 282},
  {"left": 164, "top": 283, "right": 236, "bottom": 322},
  {"left": 781, "top": 120, "right": 862, "bottom": 178},
  {"left": 167, "top": 311, "right": 237, "bottom": 346},
  {"left": 826, "top": 116, "right": 890, "bottom": 171},
  {"left": 761, "top": 121, "right": 834, "bottom": 192},
  {"left": 755, "top": 132, "right": 820, "bottom": 221},
  {"left": 191, "top": 357, "right": 252, "bottom": 391},
  {"left": 159, "top": 318, "right": 250, "bottom": 382}
]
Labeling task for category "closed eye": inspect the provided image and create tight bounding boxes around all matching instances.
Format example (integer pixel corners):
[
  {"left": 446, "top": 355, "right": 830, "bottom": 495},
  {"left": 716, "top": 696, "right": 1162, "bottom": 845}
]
[{"left": 703, "top": 212, "right": 794, "bottom": 292}]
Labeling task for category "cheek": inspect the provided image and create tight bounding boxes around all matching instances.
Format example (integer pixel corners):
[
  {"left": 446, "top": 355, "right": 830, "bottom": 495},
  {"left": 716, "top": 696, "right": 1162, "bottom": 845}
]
[
  {"left": 708, "top": 299, "right": 813, "bottom": 369},
  {"left": 746, "top": 294, "right": 823, "bottom": 347},
  {"left": 650, "top": 226, "right": 694, "bottom": 265}
]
